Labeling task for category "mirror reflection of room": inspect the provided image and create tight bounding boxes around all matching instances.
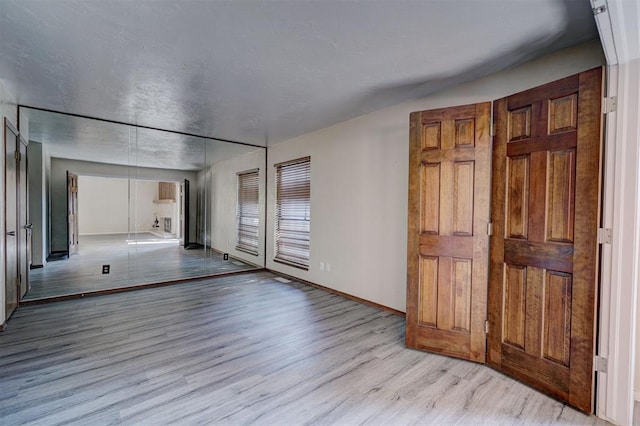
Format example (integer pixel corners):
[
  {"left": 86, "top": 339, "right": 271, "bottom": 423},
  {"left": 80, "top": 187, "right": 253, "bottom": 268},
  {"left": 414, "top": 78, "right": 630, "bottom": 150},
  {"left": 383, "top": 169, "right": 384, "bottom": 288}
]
[{"left": 22, "top": 108, "right": 266, "bottom": 301}]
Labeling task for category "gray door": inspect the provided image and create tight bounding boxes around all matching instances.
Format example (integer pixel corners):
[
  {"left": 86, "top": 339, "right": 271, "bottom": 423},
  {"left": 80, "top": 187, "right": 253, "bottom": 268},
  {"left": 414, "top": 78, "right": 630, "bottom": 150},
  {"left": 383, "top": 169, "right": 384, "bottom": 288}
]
[
  {"left": 18, "top": 136, "right": 29, "bottom": 298},
  {"left": 4, "top": 118, "right": 18, "bottom": 319},
  {"left": 183, "top": 179, "right": 190, "bottom": 248},
  {"left": 67, "top": 171, "right": 79, "bottom": 255}
]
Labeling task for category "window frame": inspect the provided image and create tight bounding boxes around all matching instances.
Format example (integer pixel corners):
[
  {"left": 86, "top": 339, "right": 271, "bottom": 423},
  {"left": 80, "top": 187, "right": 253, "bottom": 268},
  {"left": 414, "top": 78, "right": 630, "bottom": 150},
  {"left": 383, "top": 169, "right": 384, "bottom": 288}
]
[
  {"left": 274, "top": 156, "right": 311, "bottom": 270},
  {"left": 235, "top": 168, "right": 260, "bottom": 256}
]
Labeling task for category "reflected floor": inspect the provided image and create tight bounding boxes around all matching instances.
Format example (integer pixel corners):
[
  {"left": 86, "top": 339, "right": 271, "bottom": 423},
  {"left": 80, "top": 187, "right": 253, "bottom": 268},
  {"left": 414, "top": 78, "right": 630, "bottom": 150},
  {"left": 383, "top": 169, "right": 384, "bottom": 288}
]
[{"left": 24, "top": 233, "right": 258, "bottom": 300}]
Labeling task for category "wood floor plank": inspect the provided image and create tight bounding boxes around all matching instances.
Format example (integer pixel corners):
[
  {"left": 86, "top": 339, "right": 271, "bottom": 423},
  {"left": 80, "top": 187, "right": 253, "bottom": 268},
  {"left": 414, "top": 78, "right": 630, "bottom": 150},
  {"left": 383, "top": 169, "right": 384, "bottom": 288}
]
[{"left": 1, "top": 271, "right": 607, "bottom": 425}]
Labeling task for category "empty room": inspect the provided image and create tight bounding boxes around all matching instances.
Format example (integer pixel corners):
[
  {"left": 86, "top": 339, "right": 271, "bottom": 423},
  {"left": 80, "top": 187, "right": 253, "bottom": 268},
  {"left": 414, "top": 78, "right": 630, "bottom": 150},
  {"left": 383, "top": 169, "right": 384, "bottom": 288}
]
[{"left": 1, "top": 1, "right": 639, "bottom": 425}]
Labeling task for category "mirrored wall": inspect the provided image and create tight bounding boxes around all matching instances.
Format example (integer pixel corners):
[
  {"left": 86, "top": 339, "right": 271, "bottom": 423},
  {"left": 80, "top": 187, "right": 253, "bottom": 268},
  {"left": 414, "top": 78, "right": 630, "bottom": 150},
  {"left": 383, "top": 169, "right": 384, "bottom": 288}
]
[{"left": 20, "top": 107, "right": 266, "bottom": 300}]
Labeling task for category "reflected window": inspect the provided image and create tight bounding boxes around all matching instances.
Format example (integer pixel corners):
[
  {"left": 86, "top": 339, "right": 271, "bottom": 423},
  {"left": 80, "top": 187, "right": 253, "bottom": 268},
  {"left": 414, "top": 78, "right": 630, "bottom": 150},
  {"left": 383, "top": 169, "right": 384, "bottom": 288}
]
[
  {"left": 274, "top": 157, "right": 310, "bottom": 269},
  {"left": 236, "top": 169, "right": 260, "bottom": 255}
]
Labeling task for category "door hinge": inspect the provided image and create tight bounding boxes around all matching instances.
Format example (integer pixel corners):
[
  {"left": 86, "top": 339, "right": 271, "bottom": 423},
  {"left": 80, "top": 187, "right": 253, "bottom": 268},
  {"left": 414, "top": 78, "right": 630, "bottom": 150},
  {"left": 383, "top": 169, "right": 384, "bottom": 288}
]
[
  {"left": 597, "top": 228, "right": 612, "bottom": 244},
  {"left": 603, "top": 96, "right": 617, "bottom": 114},
  {"left": 593, "top": 4, "right": 607, "bottom": 15},
  {"left": 594, "top": 355, "right": 608, "bottom": 373},
  {"left": 14, "top": 151, "right": 21, "bottom": 161},
  {"left": 487, "top": 223, "right": 493, "bottom": 236},
  {"left": 484, "top": 320, "right": 489, "bottom": 334}
]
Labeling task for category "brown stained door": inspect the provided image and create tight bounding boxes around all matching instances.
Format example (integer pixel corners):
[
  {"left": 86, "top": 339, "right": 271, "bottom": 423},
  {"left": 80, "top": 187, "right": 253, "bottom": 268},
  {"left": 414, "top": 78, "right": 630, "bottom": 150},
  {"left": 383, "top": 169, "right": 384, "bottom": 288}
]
[
  {"left": 406, "top": 102, "right": 491, "bottom": 362},
  {"left": 4, "top": 118, "right": 19, "bottom": 320},
  {"left": 67, "top": 171, "right": 79, "bottom": 255},
  {"left": 488, "top": 68, "right": 603, "bottom": 412}
]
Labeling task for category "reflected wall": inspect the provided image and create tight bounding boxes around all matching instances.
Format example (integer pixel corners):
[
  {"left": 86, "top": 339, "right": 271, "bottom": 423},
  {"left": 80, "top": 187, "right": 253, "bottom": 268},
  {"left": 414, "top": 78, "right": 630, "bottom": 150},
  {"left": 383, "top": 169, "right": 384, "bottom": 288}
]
[
  {"left": 205, "top": 139, "right": 266, "bottom": 266},
  {"left": 22, "top": 107, "right": 266, "bottom": 300}
]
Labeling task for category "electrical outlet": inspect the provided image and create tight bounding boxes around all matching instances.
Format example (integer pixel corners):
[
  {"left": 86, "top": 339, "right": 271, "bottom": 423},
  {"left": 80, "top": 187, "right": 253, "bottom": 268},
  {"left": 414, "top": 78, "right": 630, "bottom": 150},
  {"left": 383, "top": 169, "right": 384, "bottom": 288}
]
[
  {"left": 320, "top": 262, "right": 325, "bottom": 271},
  {"left": 102, "top": 265, "right": 110, "bottom": 274},
  {"left": 326, "top": 263, "right": 331, "bottom": 272}
]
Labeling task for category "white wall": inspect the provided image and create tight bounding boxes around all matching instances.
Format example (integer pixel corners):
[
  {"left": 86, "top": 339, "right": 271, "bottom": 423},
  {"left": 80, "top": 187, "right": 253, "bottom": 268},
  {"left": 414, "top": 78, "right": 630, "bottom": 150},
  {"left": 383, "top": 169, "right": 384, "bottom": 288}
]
[
  {"left": 266, "top": 40, "right": 605, "bottom": 312},
  {"left": 0, "top": 79, "right": 17, "bottom": 325},
  {"left": 78, "top": 176, "right": 180, "bottom": 235},
  {"left": 130, "top": 180, "right": 157, "bottom": 233},
  {"left": 27, "top": 142, "right": 46, "bottom": 266},
  {"left": 209, "top": 148, "right": 266, "bottom": 266},
  {"left": 78, "top": 176, "right": 129, "bottom": 234}
]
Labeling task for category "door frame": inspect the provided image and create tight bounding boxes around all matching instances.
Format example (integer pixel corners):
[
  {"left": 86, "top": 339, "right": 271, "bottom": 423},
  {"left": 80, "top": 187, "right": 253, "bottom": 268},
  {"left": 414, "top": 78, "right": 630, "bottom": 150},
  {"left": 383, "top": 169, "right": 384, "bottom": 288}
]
[
  {"left": 596, "top": 62, "right": 639, "bottom": 424},
  {"left": 18, "top": 134, "right": 29, "bottom": 298}
]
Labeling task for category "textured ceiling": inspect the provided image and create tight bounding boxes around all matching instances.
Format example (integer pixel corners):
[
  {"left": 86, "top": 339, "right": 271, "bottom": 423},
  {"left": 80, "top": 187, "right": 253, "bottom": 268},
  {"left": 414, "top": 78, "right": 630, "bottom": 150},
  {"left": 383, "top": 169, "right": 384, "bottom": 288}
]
[{"left": 0, "top": 0, "right": 597, "bottom": 151}]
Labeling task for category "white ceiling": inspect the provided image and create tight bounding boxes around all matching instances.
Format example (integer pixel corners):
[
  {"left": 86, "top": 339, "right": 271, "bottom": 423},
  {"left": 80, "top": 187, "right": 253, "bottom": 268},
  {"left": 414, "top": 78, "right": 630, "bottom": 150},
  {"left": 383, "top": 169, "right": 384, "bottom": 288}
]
[{"left": 0, "top": 0, "right": 598, "bottom": 159}]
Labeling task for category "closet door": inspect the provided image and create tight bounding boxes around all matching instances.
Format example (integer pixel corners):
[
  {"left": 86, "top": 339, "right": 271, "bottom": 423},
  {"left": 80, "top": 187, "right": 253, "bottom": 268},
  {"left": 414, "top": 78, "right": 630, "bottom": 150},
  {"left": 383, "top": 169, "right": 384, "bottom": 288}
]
[
  {"left": 4, "top": 119, "right": 19, "bottom": 320},
  {"left": 488, "top": 67, "right": 603, "bottom": 413},
  {"left": 406, "top": 102, "right": 491, "bottom": 362}
]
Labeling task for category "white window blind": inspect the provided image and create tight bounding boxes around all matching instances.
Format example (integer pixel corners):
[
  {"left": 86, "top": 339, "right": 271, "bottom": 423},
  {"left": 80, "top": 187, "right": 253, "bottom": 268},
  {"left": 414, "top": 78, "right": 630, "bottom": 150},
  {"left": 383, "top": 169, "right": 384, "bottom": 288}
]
[
  {"left": 275, "top": 157, "right": 310, "bottom": 269},
  {"left": 236, "top": 169, "right": 260, "bottom": 255}
]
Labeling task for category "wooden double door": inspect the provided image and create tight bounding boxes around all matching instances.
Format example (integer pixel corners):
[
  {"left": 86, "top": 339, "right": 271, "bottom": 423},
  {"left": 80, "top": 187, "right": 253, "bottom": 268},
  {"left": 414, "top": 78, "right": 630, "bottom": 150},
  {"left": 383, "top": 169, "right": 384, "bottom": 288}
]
[{"left": 406, "top": 68, "right": 603, "bottom": 413}]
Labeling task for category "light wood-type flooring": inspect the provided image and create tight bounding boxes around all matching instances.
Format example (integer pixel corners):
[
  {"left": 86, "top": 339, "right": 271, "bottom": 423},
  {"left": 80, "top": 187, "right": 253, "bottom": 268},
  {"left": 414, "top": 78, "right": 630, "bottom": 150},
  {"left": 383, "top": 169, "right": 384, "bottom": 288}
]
[
  {"left": 1, "top": 271, "right": 607, "bottom": 425},
  {"left": 24, "top": 233, "right": 257, "bottom": 300}
]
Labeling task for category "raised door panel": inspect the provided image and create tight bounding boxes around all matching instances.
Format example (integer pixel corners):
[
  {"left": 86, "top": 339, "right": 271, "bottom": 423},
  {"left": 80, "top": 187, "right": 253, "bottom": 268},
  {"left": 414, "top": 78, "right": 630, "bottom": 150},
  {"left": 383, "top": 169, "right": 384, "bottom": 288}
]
[
  {"left": 506, "top": 155, "right": 529, "bottom": 239},
  {"left": 420, "top": 164, "right": 440, "bottom": 234},
  {"left": 488, "top": 68, "right": 603, "bottom": 413},
  {"left": 547, "top": 150, "right": 575, "bottom": 243},
  {"left": 503, "top": 264, "right": 526, "bottom": 350},
  {"left": 418, "top": 256, "right": 438, "bottom": 326},
  {"left": 407, "top": 102, "right": 491, "bottom": 363},
  {"left": 453, "top": 161, "right": 474, "bottom": 236},
  {"left": 543, "top": 271, "right": 572, "bottom": 367}
]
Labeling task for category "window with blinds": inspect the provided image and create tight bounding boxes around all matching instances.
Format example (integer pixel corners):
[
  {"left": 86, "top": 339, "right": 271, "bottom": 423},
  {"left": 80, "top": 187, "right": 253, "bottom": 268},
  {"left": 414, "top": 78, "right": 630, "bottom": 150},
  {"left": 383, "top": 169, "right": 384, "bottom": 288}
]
[
  {"left": 274, "top": 157, "right": 310, "bottom": 269},
  {"left": 236, "top": 169, "right": 260, "bottom": 255}
]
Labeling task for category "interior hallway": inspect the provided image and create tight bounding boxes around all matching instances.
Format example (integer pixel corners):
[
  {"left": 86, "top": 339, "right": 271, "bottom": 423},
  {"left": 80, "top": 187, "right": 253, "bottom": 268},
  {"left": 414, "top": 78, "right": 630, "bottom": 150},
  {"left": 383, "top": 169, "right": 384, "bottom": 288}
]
[
  {"left": 1, "top": 271, "right": 605, "bottom": 425},
  {"left": 24, "top": 233, "right": 257, "bottom": 300}
]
